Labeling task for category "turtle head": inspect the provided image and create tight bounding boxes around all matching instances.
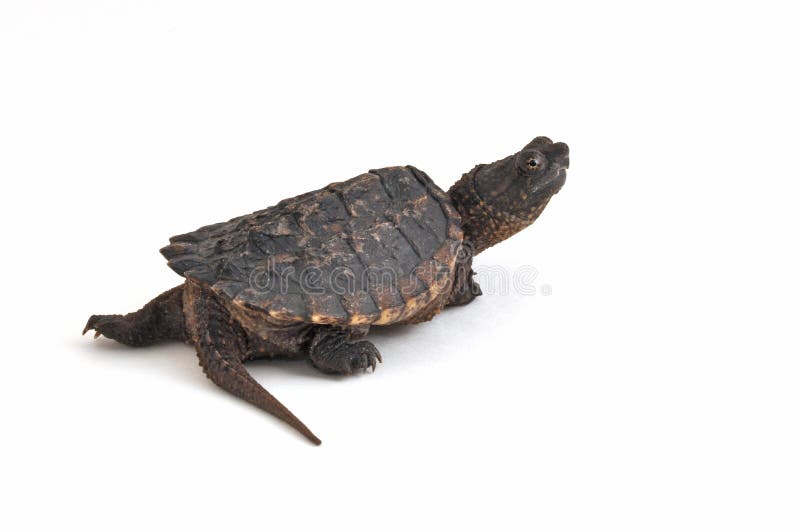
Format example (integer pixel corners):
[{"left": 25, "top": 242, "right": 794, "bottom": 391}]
[{"left": 448, "top": 136, "right": 569, "bottom": 254}]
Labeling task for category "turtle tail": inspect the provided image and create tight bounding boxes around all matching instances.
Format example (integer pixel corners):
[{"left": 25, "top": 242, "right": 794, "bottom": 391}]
[
  {"left": 195, "top": 339, "right": 322, "bottom": 445},
  {"left": 83, "top": 284, "right": 187, "bottom": 346},
  {"left": 185, "top": 281, "right": 322, "bottom": 445}
]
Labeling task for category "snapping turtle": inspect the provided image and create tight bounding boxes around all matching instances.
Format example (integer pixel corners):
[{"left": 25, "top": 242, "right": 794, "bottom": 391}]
[{"left": 84, "top": 137, "right": 569, "bottom": 444}]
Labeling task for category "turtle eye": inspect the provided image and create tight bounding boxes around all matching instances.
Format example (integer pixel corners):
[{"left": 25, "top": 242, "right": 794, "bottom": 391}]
[{"left": 516, "top": 150, "right": 546, "bottom": 174}]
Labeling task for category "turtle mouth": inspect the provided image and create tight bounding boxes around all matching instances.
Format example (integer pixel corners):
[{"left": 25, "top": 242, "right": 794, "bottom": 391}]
[{"left": 528, "top": 165, "right": 566, "bottom": 202}]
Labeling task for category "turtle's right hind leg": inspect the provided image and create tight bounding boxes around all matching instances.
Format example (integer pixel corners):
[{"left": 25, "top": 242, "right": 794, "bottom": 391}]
[{"left": 84, "top": 284, "right": 187, "bottom": 346}]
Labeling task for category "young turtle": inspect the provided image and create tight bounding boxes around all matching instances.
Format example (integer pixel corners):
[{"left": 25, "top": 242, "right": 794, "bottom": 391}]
[{"left": 84, "top": 136, "right": 569, "bottom": 444}]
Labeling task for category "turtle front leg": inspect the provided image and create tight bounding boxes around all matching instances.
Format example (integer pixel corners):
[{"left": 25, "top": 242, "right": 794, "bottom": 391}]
[
  {"left": 309, "top": 327, "right": 382, "bottom": 375},
  {"left": 446, "top": 248, "right": 482, "bottom": 307},
  {"left": 447, "top": 271, "right": 482, "bottom": 306}
]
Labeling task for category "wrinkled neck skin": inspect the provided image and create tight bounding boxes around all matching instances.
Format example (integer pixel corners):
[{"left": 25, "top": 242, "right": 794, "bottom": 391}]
[{"left": 448, "top": 157, "right": 552, "bottom": 255}]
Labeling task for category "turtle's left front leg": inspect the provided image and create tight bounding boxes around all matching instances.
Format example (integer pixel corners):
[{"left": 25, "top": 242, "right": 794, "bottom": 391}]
[
  {"left": 447, "top": 246, "right": 482, "bottom": 306},
  {"left": 309, "top": 327, "right": 382, "bottom": 375}
]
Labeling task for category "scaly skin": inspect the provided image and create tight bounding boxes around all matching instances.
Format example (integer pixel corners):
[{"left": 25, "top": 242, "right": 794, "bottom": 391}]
[
  {"left": 448, "top": 136, "right": 569, "bottom": 253},
  {"left": 83, "top": 285, "right": 186, "bottom": 346},
  {"left": 183, "top": 280, "right": 322, "bottom": 445}
]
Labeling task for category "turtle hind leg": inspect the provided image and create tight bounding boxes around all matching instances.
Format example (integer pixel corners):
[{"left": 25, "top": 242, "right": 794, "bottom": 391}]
[
  {"left": 186, "top": 283, "right": 321, "bottom": 445},
  {"left": 84, "top": 284, "right": 187, "bottom": 346},
  {"left": 309, "top": 328, "right": 382, "bottom": 375}
]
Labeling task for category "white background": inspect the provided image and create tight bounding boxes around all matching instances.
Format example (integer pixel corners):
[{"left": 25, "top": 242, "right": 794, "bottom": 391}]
[{"left": 1, "top": 1, "right": 798, "bottom": 531}]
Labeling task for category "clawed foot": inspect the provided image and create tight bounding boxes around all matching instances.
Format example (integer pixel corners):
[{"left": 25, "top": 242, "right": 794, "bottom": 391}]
[
  {"left": 83, "top": 314, "right": 125, "bottom": 341},
  {"left": 310, "top": 339, "right": 383, "bottom": 375}
]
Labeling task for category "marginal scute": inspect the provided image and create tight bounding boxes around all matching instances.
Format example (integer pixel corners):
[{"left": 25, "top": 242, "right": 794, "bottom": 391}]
[{"left": 161, "top": 165, "right": 463, "bottom": 326}]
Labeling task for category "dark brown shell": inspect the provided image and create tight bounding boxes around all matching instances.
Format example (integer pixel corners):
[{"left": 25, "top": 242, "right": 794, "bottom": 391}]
[{"left": 160, "top": 166, "right": 463, "bottom": 325}]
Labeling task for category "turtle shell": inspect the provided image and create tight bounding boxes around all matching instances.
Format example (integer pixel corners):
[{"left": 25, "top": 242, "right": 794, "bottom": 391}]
[{"left": 161, "top": 166, "right": 464, "bottom": 326}]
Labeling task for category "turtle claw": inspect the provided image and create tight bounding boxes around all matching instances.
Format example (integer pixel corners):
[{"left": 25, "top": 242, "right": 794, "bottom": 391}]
[
  {"left": 370, "top": 350, "right": 383, "bottom": 371},
  {"left": 83, "top": 314, "right": 124, "bottom": 342},
  {"left": 310, "top": 338, "right": 382, "bottom": 376},
  {"left": 348, "top": 340, "right": 382, "bottom": 374},
  {"left": 82, "top": 317, "right": 95, "bottom": 336}
]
